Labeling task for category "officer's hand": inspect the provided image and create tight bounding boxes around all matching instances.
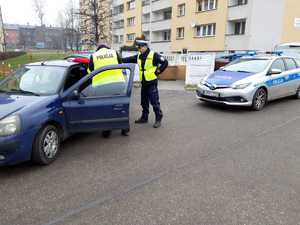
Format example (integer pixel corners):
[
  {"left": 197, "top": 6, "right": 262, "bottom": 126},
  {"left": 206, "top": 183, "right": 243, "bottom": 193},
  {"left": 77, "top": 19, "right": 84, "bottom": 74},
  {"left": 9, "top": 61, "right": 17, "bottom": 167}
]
[{"left": 155, "top": 69, "right": 161, "bottom": 76}]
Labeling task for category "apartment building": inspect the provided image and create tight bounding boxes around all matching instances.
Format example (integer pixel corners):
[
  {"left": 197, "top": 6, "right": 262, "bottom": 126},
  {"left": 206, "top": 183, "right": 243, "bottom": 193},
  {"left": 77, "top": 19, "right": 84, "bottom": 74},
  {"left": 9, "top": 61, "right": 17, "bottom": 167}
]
[{"left": 109, "top": 0, "right": 300, "bottom": 53}]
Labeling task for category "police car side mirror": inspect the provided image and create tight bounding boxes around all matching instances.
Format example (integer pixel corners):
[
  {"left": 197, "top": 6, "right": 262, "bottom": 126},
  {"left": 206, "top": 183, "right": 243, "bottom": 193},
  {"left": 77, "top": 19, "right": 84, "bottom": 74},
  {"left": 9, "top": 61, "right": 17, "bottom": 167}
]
[{"left": 267, "top": 68, "right": 282, "bottom": 76}]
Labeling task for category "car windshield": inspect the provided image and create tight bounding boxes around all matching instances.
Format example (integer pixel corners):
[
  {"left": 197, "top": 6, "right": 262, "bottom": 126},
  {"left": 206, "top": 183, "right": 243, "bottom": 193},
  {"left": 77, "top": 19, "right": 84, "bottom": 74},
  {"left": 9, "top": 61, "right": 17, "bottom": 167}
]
[
  {"left": 223, "top": 58, "right": 271, "bottom": 73},
  {"left": 0, "top": 66, "right": 66, "bottom": 95}
]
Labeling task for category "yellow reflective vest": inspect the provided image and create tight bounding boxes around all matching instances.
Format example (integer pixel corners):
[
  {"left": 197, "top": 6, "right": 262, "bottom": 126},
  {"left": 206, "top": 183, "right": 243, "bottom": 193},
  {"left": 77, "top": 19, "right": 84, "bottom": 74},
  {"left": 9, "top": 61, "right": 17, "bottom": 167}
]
[
  {"left": 137, "top": 51, "right": 158, "bottom": 82},
  {"left": 91, "top": 48, "right": 124, "bottom": 87}
]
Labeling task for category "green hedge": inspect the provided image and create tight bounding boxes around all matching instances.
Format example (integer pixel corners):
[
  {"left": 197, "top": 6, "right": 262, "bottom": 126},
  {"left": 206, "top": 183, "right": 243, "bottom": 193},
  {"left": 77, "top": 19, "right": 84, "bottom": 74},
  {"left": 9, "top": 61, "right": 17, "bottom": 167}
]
[{"left": 0, "top": 52, "right": 26, "bottom": 61}]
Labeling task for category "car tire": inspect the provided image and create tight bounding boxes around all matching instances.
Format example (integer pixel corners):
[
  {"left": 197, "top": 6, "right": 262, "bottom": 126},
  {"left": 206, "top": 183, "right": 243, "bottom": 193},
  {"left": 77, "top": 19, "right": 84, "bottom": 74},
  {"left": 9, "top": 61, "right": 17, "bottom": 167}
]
[
  {"left": 32, "top": 125, "right": 61, "bottom": 165},
  {"left": 252, "top": 88, "right": 267, "bottom": 111},
  {"left": 295, "top": 86, "right": 300, "bottom": 99},
  {"left": 102, "top": 130, "right": 112, "bottom": 138}
]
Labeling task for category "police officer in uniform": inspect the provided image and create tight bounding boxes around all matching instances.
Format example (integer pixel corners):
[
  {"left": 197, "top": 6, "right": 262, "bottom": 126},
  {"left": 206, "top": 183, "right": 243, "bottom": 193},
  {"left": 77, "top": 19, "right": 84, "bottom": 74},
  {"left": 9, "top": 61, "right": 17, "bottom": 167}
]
[
  {"left": 122, "top": 37, "right": 168, "bottom": 128},
  {"left": 89, "top": 44, "right": 129, "bottom": 136}
]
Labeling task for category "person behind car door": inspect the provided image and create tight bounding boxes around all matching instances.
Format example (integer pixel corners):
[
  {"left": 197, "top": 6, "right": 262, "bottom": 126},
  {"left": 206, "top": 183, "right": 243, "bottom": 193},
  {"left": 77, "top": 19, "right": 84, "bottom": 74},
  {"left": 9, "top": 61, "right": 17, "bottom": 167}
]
[
  {"left": 122, "top": 37, "right": 168, "bottom": 128},
  {"left": 89, "top": 44, "right": 129, "bottom": 136}
]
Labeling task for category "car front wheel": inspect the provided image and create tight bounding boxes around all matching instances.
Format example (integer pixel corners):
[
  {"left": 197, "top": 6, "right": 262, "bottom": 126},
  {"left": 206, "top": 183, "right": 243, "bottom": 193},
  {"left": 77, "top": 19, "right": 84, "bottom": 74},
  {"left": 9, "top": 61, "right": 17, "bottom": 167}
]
[
  {"left": 252, "top": 88, "right": 267, "bottom": 111},
  {"left": 296, "top": 86, "right": 300, "bottom": 99},
  {"left": 32, "top": 125, "right": 61, "bottom": 165}
]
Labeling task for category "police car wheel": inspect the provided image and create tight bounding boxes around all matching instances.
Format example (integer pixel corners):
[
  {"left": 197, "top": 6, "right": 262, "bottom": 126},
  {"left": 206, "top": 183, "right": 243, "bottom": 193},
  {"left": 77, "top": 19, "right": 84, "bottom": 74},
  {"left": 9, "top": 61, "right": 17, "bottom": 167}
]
[
  {"left": 32, "top": 125, "right": 61, "bottom": 165},
  {"left": 296, "top": 86, "right": 300, "bottom": 99},
  {"left": 252, "top": 88, "right": 267, "bottom": 111}
]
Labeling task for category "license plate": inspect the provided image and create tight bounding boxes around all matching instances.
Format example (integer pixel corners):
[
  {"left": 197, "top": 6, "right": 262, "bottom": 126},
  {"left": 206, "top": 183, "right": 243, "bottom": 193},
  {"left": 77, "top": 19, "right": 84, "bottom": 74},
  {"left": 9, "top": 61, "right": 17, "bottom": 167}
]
[{"left": 203, "top": 90, "right": 219, "bottom": 97}]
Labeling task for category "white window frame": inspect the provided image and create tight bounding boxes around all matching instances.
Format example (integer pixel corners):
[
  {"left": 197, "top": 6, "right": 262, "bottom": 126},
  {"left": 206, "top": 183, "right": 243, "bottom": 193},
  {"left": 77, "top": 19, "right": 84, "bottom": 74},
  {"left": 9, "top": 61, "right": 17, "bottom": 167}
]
[
  {"left": 197, "top": 0, "right": 217, "bottom": 12},
  {"left": 195, "top": 23, "right": 216, "bottom": 37},
  {"left": 127, "top": 33, "right": 135, "bottom": 41},
  {"left": 234, "top": 20, "right": 246, "bottom": 35},
  {"left": 163, "top": 30, "right": 171, "bottom": 41},
  {"left": 177, "top": 4, "right": 186, "bottom": 17},
  {"left": 127, "top": 0, "right": 135, "bottom": 10},
  {"left": 127, "top": 17, "right": 135, "bottom": 27},
  {"left": 176, "top": 27, "right": 185, "bottom": 39}
]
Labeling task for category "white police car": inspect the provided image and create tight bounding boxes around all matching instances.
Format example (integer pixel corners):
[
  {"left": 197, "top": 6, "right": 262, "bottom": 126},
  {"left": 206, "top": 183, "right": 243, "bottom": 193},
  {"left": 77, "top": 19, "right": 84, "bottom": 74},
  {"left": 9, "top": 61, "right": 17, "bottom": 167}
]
[{"left": 197, "top": 54, "right": 300, "bottom": 110}]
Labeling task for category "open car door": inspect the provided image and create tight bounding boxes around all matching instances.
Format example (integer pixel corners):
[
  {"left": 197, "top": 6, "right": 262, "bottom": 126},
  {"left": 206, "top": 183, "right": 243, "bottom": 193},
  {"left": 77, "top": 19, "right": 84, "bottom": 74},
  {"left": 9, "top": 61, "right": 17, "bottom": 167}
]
[{"left": 62, "top": 64, "right": 136, "bottom": 133}]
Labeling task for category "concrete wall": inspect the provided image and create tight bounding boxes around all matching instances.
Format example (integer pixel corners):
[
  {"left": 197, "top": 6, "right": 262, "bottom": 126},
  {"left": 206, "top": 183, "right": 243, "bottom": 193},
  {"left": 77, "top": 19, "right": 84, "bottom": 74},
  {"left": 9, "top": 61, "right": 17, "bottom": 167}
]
[
  {"left": 281, "top": 0, "right": 300, "bottom": 43},
  {"left": 171, "top": 0, "right": 228, "bottom": 52},
  {"left": 248, "top": 0, "right": 284, "bottom": 51}
]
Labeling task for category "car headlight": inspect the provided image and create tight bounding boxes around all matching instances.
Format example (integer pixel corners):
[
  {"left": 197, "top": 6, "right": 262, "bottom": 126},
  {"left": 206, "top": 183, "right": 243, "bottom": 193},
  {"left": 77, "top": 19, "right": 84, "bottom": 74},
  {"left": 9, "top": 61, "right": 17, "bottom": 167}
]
[
  {"left": 0, "top": 115, "right": 21, "bottom": 137},
  {"left": 232, "top": 83, "right": 252, "bottom": 89}
]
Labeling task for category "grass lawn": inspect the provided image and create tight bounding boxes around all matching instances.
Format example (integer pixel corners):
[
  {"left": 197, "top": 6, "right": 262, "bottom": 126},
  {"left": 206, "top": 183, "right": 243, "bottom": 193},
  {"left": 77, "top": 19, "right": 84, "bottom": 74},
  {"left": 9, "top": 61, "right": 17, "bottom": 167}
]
[{"left": 2, "top": 51, "right": 68, "bottom": 70}]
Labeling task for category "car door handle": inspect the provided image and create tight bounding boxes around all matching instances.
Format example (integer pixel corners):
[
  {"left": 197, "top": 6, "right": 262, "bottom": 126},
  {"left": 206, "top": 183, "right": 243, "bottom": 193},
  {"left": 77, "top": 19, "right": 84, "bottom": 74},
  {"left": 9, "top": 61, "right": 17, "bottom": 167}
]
[{"left": 113, "top": 104, "right": 124, "bottom": 110}]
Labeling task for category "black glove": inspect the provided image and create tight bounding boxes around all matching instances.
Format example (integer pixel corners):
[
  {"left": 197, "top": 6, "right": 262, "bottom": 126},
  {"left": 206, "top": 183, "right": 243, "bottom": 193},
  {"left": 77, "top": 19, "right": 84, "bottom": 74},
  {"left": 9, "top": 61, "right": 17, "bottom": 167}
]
[{"left": 155, "top": 69, "right": 161, "bottom": 76}]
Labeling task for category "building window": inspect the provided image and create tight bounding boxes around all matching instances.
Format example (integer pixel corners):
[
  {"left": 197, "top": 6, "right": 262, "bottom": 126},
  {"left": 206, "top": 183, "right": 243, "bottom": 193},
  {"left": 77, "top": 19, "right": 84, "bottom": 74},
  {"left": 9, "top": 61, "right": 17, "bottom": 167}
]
[
  {"left": 142, "top": 0, "right": 150, "bottom": 6},
  {"left": 177, "top": 4, "right": 185, "bottom": 17},
  {"left": 127, "top": 0, "right": 135, "bottom": 10},
  {"left": 195, "top": 23, "right": 216, "bottom": 37},
  {"left": 113, "top": 4, "right": 124, "bottom": 15},
  {"left": 127, "top": 17, "right": 135, "bottom": 27},
  {"left": 163, "top": 30, "right": 171, "bottom": 41},
  {"left": 120, "top": 35, "right": 124, "bottom": 43},
  {"left": 234, "top": 20, "right": 246, "bottom": 35},
  {"left": 197, "top": 0, "right": 217, "bottom": 12},
  {"left": 176, "top": 27, "right": 185, "bottom": 39},
  {"left": 237, "top": 0, "right": 248, "bottom": 5},
  {"left": 163, "top": 10, "right": 172, "bottom": 20},
  {"left": 127, "top": 33, "right": 135, "bottom": 41}
]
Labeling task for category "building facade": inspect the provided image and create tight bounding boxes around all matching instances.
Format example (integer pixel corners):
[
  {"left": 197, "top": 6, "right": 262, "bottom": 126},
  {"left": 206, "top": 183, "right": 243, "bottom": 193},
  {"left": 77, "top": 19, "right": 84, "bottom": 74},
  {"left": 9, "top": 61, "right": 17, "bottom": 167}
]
[
  {"left": 80, "top": 0, "right": 112, "bottom": 50},
  {"left": 3, "top": 24, "right": 79, "bottom": 50},
  {"left": 110, "top": 0, "right": 300, "bottom": 53}
]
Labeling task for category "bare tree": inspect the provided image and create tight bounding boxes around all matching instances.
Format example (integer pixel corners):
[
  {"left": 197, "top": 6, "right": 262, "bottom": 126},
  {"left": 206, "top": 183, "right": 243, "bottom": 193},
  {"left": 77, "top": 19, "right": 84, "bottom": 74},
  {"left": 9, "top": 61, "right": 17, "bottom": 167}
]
[
  {"left": 33, "top": 0, "right": 46, "bottom": 26},
  {"left": 78, "top": 0, "right": 111, "bottom": 47},
  {"left": 57, "top": 0, "right": 80, "bottom": 51}
]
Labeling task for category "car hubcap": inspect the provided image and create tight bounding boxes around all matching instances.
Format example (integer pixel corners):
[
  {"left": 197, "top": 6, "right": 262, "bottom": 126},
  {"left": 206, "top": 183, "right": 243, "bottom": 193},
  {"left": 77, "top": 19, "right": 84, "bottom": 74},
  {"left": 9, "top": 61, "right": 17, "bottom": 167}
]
[
  {"left": 255, "top": 90, "right": 266, "bottom": 109},
  {"left": 43, "top": 130, "right": 59, "bottom": 159}
]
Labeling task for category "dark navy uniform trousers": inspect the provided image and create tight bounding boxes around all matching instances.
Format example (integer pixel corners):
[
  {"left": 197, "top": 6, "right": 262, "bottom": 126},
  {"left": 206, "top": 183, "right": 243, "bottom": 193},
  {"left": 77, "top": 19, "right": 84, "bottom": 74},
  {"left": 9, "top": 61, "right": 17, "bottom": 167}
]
[{"left": 141, "top": 82, "right": 163, "bottom": 120}]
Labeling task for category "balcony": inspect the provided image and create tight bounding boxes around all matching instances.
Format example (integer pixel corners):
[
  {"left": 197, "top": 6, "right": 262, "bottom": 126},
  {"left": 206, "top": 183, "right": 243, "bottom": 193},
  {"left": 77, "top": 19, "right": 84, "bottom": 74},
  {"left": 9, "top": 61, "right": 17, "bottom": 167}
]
[
  {"left": 142, "top": 22, "right": 150, "bottom": 32},
  {"left": 112, "top": 13, "right": 124, "bottom": 22},
  {"left": 112, "top": 0, "right": 124, "bottom": 6},
  {"left": 228, "top": 2, "right": 250, "bottom": 21},
  {"left": 150, "top": 41, "right": 171, "bottom": 53},
  {"left": 225, "top": 34, "right": 250, "bottom": 51},
  {"left": 151, "top": 0, "right": 172, "bottom": 12},
  {"left": 151, "top": 19, "right": 171, "bottom": 31}
]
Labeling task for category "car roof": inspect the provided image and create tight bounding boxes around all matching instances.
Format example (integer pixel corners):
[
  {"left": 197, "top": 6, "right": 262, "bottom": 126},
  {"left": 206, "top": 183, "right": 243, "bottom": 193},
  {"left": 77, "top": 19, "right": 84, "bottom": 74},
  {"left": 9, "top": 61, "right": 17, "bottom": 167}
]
[
  {"left": 64, "top": 53, "right": 91, "bottom": 59},
  {"left": 26, "top": 60, "right": 79, "bottom": 67}
]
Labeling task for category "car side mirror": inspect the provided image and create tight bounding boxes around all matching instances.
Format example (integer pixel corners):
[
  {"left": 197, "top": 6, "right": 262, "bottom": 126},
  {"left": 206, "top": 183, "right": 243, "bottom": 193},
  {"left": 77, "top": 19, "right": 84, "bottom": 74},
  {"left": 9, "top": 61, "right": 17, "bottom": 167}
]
[
  {"left": 73, "top": 90, "right": 80, "bottom": 99},
  {"left": 268, "top": 68, "right": 282, "bottom": 75}
]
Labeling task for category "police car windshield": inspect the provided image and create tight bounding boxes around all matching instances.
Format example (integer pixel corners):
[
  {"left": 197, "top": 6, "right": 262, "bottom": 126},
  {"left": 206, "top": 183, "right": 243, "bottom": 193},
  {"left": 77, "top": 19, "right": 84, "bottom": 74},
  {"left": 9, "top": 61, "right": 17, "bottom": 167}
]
[{"left": 223, "top": 58, "right": 271, "bottom": 73}]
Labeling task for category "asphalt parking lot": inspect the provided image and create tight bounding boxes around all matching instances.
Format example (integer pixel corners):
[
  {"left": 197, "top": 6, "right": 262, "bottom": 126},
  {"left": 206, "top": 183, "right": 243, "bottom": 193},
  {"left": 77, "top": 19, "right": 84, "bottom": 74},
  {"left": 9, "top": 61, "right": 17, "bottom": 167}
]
[{"left": 1, "top": 81, "right": 300, "bottom": 225}]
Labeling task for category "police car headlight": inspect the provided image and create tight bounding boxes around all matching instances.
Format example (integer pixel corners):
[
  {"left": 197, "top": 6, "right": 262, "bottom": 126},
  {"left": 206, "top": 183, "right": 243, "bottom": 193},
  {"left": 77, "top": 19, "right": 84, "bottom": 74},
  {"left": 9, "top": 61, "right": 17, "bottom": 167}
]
[
  {"left": 232, "top": 83, "right": 252, "bottom": 89},
  {"left": 0, "top": 115, "right": 21, "bottom": 137}
]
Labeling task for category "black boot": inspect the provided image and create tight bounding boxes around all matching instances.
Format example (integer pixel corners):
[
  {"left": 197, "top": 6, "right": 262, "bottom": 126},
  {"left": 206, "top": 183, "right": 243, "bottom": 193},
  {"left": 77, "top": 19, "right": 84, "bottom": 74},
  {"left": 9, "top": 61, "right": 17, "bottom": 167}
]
[
  {"left": 153, "top": 120, "right": 161, "bottom": 128},
  {"left": 153, "top": 114, "right": 163, "bottom": 128},
  {"left": 135, "top": 116, "right": 148, "bottom": 124}
]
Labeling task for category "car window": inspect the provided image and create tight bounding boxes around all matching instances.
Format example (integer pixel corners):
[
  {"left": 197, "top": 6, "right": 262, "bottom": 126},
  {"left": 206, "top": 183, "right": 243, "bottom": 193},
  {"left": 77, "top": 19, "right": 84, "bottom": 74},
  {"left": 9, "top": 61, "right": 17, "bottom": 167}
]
[
  {"left": 223, "top": 58, "right": 271, "bottom": 73},
  {"left": 64, "top": 66, "right": 88, "bottom": 91},
  {"left": 0, "top": 66, "right": 66, "bottom": 95},
  {"left": 295, "top": 58, "right": 300, "bottom": 68},
  {"left": 284, "top": 58, "right": 298, "bottom": 70},
  {"left": 80, "top": 69, "right": 130, "bottom": 98},
  {"left": 270, "top": 59, "right": 286, "bottom": 72}
]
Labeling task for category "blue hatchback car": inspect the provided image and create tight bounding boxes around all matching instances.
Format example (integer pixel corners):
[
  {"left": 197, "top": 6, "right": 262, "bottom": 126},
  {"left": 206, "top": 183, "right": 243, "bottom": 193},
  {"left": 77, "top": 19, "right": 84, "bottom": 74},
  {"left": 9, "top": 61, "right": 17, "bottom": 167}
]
[{"left": 0, "top": 61, "right": 135, "bottom": 166}]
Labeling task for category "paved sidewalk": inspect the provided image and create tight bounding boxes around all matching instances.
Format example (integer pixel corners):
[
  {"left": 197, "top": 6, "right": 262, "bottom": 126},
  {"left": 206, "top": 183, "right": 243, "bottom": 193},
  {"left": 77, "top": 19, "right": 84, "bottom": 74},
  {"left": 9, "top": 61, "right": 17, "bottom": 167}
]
[{"left": 158, "top": 80, "right": 186, "bottom": 91}]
